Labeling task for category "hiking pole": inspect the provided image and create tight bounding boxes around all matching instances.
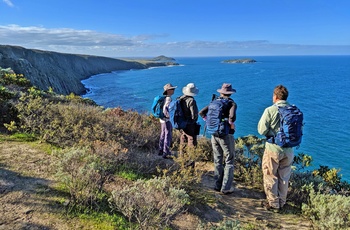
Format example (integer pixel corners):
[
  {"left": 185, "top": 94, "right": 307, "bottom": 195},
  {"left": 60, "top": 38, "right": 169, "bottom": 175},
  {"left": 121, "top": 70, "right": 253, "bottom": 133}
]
[{"left": 203, "top": 94, "right": 217, "bottom": 136}]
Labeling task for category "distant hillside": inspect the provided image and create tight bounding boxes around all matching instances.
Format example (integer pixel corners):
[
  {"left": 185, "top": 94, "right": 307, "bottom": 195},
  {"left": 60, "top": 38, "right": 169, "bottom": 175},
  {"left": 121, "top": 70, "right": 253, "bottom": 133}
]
[
  {"left": 149, "top": 55, "right": 176, "bottom": 62},
  {"left": 0, "top": 45, "right": 177, "bottom": 95}
]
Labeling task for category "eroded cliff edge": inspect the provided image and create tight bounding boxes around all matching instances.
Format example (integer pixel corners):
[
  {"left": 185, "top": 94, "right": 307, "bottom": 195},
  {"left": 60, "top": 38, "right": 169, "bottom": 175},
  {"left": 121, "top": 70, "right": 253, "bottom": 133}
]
[{"left": 0, "top": 45, "right": 176, "bottom": 95}]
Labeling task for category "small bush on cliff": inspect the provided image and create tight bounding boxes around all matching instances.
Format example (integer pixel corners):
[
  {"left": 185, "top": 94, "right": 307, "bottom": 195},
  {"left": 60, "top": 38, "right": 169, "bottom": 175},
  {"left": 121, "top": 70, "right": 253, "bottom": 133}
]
[
  {"left": 289, "top": 155, "right": 350, "bottom": 208},
  {"left": 234, "top": 135, "right": 264, "bottom": 189},
  {"left": 56, "top": 146, "right": 124, "bottom": 210},
  {"left": 109, "top": 176, "right": 189, "bottom": 229},
  {"left": 0, "top": 67, "right": 25, "bottom": 128},
  {"left": 159, "top": 145, "right": 206, "bottom": 192},
  {"left": 302, "top": 187, "right": 350, "bottom": 229},
  {"left": 0, "top": 67, "right": 31, "bottom": 87},
  {"left": 0, "top": 86, "right": 17, "bottom": 128}
]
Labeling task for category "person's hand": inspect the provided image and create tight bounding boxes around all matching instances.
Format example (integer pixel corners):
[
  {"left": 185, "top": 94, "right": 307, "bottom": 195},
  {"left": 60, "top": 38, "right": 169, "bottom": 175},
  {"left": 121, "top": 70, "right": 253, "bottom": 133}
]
[
  {"left": 230, "top": 122, "right": 235, "bottom": 130},
  {"left": 202, "top": 116, "right": 207, "bottom": 121}
]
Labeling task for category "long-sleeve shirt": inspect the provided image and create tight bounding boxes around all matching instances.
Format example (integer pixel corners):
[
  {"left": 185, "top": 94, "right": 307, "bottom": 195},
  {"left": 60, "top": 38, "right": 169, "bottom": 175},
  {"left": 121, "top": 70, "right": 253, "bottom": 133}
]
[
  {"left": 160, "top": 96, "right": 172, "bottom": 123},
  {"left": 258, "top": 100, "right": 293, "bottom": 153}
]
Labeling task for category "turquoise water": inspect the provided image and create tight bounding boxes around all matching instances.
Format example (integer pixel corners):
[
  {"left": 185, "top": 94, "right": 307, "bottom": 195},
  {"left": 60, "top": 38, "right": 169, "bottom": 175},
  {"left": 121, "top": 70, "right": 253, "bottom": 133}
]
[{"left": 82, "top": 56, "right": 350, "bottom": 181}]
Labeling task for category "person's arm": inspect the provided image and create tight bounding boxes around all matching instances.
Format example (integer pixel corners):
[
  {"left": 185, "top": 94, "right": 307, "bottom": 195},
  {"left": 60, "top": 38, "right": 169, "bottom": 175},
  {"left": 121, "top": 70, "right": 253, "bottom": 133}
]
[
  {"left": 192, "top": 99, "right": 198, "bottom": 121},
  {"left": 199, "top": 105, "right": 209, "bottom": 119},
  {"left": 163, "top": 96, "right": 171, "bottom": 118},
  {"left": 257, "top": 108, "right": 271, "bottom": 136},
  {"left": 228, "top": 101, "right": 237, "bottom": 131},
  {"left": 229, "top": 101, "right": 237, "bottom": 124}
]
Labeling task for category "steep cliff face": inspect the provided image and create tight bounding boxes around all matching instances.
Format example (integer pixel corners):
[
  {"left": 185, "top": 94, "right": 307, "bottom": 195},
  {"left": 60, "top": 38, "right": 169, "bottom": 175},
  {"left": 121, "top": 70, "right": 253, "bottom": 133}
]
[{"left": 0, "top": 45, "right": 172, "bottom": 95}]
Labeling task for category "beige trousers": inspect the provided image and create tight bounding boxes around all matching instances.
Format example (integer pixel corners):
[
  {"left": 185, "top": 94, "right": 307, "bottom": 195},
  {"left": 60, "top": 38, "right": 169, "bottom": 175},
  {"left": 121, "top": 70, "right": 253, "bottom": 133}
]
[{"left": 262, "top": 149, "right": 294, "bottom": 209}]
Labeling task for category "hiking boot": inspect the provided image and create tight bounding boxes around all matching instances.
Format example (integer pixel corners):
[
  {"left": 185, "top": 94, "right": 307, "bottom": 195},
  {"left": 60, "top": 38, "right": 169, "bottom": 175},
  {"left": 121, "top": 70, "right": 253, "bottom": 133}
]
[
  {"left": 279, "top": 203, "right": 293, "bottom": 213},
  {"left": 214, "top": 187, "right": 221, "bottom": 192},
  {"left": 261, "top": 200, "right": 280, "bottom": 213},
  {"left": 221, "top": 188, "right": 235, "bottom": 195},
  {"left": 158, "top": 150, "right": 163, "bottom": 156}
]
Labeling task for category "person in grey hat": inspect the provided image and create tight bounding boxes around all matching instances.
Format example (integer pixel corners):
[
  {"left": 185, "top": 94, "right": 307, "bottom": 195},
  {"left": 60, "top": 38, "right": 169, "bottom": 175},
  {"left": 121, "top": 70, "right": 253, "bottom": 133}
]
[
  {"left": 159, "top": 83, "right": 177, "bottom": 159},
  {"left": 199, "top": 83, "right": 237, "bottom": 194},
  {"left": 178, "top": 83, "right": 199, "bottom": 158}
]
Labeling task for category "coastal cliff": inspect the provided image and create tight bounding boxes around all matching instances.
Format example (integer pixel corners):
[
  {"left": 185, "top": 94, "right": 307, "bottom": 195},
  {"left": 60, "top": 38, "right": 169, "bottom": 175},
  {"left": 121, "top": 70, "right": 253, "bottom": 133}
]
[{"left": 0, "top": 45, "right": 177, "bottom": 95}]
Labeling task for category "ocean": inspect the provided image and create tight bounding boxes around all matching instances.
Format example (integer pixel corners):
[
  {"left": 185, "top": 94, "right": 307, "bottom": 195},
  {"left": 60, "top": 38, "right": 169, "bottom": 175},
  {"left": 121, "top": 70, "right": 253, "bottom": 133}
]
[{"left": 82, "top": 56, "right": 350, "bottom": 181}]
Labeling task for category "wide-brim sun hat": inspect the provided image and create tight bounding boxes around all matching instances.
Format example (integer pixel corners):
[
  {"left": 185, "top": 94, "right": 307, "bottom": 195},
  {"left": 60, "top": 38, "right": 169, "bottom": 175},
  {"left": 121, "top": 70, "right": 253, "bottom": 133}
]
[
  {"left": 182, "top": 83, "right": 199, "bottom": 96},
  {"left": 163, "top": 83, "right": 177, "bottom": 95},
  {"left": 217, "top": 83, "right": 236, "bottom": 94}
]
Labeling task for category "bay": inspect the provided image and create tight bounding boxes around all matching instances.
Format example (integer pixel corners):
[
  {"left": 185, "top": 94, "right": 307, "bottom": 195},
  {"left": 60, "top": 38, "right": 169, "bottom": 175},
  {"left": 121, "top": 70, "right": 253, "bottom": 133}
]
[{"left": 82, "top": 56, "right": 350, "bottom": 181}]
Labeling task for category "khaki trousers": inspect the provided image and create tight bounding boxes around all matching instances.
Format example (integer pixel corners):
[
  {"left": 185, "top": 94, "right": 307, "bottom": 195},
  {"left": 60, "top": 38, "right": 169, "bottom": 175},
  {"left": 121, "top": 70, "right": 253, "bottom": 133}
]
[{"left": 262, "top": 149, "right": 294, "bottom": 208}]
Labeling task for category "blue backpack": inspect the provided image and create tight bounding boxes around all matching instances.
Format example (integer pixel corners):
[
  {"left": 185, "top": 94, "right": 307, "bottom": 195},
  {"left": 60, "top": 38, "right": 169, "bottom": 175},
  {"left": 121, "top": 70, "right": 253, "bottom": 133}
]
[
  {"left": 273, "top": 105, "right": 304, "bottom": 148},
  {"left": 206, "top": 98, "right": 230, "bottom": 136},
  {"left": 151, "top": 95, "right": 166, "bottom": 119},
  {"left": 169, "top": 98, "right": 187, "bottom": 130}
]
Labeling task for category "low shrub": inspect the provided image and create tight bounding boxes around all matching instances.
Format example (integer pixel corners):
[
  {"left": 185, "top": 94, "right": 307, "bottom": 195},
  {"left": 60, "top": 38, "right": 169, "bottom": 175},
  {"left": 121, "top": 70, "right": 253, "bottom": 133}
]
[
  {"left": 289, "top": 155, "right": 350, "bottom": 210},
  {"left": 302, "top": 188, "right": 350, "bottom": 229},
  {"left": 159, "top": 145, "right": 207, "bottom": 192},
  {"left": 0, "top": 68, "right": 31, "bottom": 87},
  {"left": 56, "top": 147, "right": 122, "bottom": 209},
  {"left": 234, "top": 135, "right": 264, "bottom": 189},
  {"left": 109, "top": 177, "right": 189, "bottom": 229},
  {"left": 289, "top": 172, "right": 326, "bottom": 208},
  {"left": 209, "top": 219, "right": 242, "bottom": 230}
]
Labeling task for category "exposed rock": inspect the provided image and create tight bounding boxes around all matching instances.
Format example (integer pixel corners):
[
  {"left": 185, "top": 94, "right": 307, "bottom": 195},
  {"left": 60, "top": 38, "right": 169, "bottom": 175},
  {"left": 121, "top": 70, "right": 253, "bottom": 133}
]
[
  {"left": 222, "top": 58, "right": 257, "bottom": 64},
  {"left": 0, "top": 45, "right": 177, "bottom": 95}
]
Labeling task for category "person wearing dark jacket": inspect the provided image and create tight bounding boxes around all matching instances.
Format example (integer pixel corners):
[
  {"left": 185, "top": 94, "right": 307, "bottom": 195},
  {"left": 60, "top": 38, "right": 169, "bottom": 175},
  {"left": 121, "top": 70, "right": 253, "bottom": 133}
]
[
  {"left": 199, "top": 83, "right": 237, "bottom": 195},
  {"left": 179, "top": 83, "right": 199, "bottom": 155}
]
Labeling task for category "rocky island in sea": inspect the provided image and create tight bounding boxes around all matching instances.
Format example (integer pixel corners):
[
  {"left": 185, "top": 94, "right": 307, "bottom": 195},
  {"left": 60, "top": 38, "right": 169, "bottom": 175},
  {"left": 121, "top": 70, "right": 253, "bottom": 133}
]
[
  {"left": 222, "top": 58, "right": 257, "bottom": 64},
  {"left": 149, "top": 55, "right": 176, "bottom": 62},
  {"left": 0, "top": 45, "right": 178, "bottom": 95}
]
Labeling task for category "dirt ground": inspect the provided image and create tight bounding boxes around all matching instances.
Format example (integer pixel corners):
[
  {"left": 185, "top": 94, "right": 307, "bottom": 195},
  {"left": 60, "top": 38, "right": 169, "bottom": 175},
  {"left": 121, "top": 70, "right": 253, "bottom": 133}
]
[{"left": 0, "top": 139, "right": 312, "bottom": 230}]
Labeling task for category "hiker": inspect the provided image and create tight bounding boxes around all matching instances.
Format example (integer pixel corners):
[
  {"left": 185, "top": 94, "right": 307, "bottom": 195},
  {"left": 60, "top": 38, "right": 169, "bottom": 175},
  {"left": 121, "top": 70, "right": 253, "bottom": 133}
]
[
  {"left": 199, "top": 83, "right": 237, "bottom": 195},
  {"left": 179, "top": 83, "right": 199, "bottom": 155},
  {"left": 257, "top": 85, "right": 294, "bottom": 212},
  {"left": 159, "top": 83, "right": 177, "bottom": 159}
]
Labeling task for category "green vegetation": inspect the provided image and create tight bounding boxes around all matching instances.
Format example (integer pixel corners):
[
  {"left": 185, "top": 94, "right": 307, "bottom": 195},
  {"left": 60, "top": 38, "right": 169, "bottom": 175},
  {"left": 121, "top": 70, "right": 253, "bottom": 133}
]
[{"left": 1, "top": 66, "right": 350, "bottom": 229}]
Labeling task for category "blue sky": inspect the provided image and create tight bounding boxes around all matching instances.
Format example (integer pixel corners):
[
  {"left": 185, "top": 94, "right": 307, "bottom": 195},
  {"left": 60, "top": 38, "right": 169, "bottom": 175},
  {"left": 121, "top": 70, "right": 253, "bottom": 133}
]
[{"left": 1, "top": 0, "right": 350, "bottom": 57}]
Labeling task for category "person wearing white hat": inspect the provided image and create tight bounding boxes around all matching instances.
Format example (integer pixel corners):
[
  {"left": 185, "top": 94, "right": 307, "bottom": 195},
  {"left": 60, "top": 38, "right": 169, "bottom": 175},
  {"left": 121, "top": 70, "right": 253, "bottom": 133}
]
[
  {"left": 178, "top": 83, "right": 199, "bottom": 158},
  {"left": 159, "top": 83, "right": 177, "bottom": 159}
]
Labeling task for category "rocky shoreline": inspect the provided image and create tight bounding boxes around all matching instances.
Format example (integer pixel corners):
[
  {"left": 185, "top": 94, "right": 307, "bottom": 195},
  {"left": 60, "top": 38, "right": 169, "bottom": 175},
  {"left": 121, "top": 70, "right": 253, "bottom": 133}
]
[{"left": 0, "top": 45, "right": 178, "bottom": 95}]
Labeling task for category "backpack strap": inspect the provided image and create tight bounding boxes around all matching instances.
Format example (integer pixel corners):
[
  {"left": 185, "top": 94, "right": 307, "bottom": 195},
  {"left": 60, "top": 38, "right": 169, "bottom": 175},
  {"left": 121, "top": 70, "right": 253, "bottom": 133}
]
[{"left": 266, "top": 104, "right": 282, "bottom": 144}]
